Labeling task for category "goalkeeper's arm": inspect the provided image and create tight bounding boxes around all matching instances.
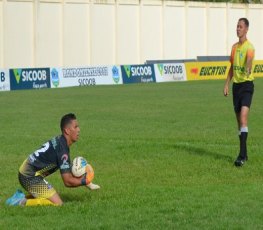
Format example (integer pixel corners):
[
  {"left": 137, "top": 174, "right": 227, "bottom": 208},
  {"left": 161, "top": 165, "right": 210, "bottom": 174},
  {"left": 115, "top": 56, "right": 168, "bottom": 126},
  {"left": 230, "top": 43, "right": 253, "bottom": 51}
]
[{"left": 61, "top": 172, "right": 88, "bottom": 187}]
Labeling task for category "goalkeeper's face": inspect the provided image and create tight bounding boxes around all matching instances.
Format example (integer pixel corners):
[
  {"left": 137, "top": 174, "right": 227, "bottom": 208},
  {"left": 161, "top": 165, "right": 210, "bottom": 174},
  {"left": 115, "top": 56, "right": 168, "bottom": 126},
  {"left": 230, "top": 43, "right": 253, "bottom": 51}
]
[{"left": 66, "top": 119, "right": 80, "bottom": 143}]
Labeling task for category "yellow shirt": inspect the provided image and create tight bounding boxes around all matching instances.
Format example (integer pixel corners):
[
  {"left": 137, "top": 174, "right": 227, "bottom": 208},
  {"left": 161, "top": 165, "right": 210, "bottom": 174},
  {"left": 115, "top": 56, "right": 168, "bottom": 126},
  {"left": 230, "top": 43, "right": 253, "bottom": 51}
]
[{"left": 230, "top": 40, "right": 255, "bottom": 83}]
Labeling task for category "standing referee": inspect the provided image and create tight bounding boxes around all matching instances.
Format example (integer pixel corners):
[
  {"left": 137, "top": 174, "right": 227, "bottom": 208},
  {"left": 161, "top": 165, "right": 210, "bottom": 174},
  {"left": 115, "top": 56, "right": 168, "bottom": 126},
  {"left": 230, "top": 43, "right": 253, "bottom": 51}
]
[{"left": 223, "top": 18, "right": 255, "bottom": 167}]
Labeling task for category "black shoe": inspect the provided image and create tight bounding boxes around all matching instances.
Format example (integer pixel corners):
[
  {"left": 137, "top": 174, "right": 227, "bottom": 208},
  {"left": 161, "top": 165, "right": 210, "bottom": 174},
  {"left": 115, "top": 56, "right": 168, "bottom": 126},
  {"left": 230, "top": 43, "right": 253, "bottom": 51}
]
[{"left": 234, "top": 156, "right": 247, "bottom": 167}]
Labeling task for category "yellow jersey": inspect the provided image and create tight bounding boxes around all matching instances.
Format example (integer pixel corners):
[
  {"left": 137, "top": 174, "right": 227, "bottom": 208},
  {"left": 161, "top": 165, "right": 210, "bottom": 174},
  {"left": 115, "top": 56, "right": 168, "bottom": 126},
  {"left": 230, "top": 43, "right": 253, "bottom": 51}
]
[{"left": 230, "top": 40, "right": 255, "bottom": 83}]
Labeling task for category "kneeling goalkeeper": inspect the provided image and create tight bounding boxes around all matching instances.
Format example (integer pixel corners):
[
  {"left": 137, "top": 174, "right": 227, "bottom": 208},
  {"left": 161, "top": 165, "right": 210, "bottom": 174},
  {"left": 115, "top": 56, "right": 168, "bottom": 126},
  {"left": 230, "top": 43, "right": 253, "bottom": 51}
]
[{"left": 6, "top": 113, "right": 100, "bottom": 206}]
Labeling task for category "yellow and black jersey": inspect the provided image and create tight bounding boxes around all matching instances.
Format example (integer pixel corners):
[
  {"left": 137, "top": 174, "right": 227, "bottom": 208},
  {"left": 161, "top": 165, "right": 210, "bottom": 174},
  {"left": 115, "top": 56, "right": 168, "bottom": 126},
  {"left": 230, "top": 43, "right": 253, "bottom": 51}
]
[
  {"left": 230, "top": 40, "right": 255, "bottom": 83},
  {"left": 19, "top": 135, "right": 71, "bottom": 177}
]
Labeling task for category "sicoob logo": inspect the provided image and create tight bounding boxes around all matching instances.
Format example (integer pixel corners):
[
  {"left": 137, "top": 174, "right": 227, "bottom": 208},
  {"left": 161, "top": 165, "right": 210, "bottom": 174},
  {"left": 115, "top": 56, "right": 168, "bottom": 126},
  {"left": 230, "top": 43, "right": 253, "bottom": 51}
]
[
  {"left": 13, "top": 69, "right": 47, "bottom": 83},
  {"left": 13, "top": 69, "right": 22, "bottom": 84},
  {"left": 124, "top": 65, "right": 152, "bottom": 78},
  {"left": 1, "top": 71, "right": 5, "bottom": 82},
  {"left": 10, "top": 68, "right": 50, "bottom": 90}
]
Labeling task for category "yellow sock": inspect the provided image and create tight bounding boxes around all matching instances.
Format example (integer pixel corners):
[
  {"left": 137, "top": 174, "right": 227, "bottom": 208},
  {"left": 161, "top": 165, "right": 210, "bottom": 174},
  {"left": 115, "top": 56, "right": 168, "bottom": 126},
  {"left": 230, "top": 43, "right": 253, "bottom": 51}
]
[{"left": 25, "top": 198, "right": 58, "bottom": 206}]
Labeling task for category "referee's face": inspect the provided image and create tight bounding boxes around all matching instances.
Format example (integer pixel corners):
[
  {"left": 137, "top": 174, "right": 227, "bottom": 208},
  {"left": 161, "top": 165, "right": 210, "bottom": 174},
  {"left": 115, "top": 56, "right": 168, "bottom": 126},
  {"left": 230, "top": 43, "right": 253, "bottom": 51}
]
[{"left": 236, "top": 20, "right": 248, "bottom": 39}]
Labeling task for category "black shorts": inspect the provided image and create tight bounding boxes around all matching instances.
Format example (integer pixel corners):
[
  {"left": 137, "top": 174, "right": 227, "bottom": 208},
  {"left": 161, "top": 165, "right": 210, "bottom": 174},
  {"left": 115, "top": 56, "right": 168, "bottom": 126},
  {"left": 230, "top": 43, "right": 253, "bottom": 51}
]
[
  {"left": 18, "top": 172, "right": 56, "bottom": 199},
  {"left": 232, "top": 81, "right": 254, "bottom": 113}
]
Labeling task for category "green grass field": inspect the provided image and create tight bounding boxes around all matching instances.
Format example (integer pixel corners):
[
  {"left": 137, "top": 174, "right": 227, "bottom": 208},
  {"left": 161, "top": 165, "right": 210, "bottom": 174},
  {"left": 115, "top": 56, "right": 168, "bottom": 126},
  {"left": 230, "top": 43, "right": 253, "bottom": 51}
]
[{"left": 0, "top": 79, "right": 263, "bottom": 229}]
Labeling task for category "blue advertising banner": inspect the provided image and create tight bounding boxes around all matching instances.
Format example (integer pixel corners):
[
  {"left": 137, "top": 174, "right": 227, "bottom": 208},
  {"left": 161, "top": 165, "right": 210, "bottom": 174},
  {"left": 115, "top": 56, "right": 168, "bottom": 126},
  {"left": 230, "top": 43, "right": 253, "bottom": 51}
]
[
  {"left": 121, "top": 65, "right": 156, "bottom": 84},
  {"left": 10, "top": 68, "right": 50, "bottom": 90}
]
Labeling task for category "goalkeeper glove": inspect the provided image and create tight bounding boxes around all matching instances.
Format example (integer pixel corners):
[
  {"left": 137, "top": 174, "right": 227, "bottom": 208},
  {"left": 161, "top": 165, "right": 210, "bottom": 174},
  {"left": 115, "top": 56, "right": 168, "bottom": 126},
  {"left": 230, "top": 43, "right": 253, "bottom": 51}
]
[
  {"left": 81, "top": 165, "right": 94, "bottom": 185},
  {"left": 87, "top": 183, "right": 100, "bottom": 190}
]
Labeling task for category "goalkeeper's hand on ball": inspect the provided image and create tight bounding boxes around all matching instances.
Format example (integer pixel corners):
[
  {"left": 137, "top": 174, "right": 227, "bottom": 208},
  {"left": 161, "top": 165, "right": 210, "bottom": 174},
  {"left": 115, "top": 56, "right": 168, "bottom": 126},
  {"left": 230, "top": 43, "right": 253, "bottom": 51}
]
[
  {"left": 87, "top": 182, "right": 100, "bottom": 190},
  {"left": 81, "top": 164, "right": 94, "bottom": 185},
  {"left": 81, "top": 164, "right": 100, "bottom": 190},
  {"left": 82, "top": 173, "right": 100, "bottom": 190}
]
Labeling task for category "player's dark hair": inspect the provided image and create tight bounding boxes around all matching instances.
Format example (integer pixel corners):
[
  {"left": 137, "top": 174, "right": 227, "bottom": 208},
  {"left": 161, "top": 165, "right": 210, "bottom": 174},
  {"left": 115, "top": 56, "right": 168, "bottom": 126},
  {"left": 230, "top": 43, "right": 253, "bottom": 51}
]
[
  {"left": 239, "top": 18, "right": 249, "bottom": 27},
  {"left": 60, "top": 113, "right": 76, "bottom": 132}
]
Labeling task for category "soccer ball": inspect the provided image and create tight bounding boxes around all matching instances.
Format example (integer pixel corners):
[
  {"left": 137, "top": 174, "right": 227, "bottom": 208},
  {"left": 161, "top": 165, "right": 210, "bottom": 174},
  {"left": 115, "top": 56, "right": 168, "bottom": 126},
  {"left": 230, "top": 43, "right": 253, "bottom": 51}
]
[
  {"left": 71, "top": 157, "right": 95, "bottom": 182},
  {"left": 71, "top": 156, "right": 87, "bottom": 177}
]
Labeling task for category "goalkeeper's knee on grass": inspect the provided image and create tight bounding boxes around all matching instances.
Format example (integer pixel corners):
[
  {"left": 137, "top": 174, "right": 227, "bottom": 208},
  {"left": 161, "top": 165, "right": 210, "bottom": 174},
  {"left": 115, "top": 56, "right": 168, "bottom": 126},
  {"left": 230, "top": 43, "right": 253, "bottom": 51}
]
[{"left": 25, "top": 198, "right": 59, "bottom": 206}]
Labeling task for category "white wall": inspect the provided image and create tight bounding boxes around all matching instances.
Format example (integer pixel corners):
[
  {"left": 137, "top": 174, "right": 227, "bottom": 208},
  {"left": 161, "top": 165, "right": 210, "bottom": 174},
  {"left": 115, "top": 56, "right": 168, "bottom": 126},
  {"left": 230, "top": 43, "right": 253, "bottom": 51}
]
[
  {"left": 207, "top": 3, "right": 227, "bottom": 56},
  {"left": 116, "top": 2, "right": 140, "bottom": 65},
  {"left": 163, "top": 1, "right": 186, "bottom": 60},
  {"left": 140, "top": 1, "right": 163, "bottom": 62},
  {"left": 36, "top": 1, "right": 63, "bottom": 67},
  {"left": 63, "top": 2, "right": 90, "bottom": 67},
  {"left": 186, "top": 2, "right": 207, "bottom": 59},
  {"left": 4, "top": 1, "right": 34, "bottom": 67},
  {"left": 247, "top": 4, "right": 263, "bottom": 59},
  {"left": 0, "top": 0, "right": 263, "bottom": 68}
]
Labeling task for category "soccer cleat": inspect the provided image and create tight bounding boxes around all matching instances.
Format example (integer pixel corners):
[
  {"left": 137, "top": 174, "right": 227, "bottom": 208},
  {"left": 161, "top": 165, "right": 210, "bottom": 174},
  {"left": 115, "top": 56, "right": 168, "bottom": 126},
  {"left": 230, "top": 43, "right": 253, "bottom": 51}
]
[
  {"left": 234, "top": 156, "right": 247, "bottom": 167},
  {"left": 6, "top": 189, "right": 26, "bottom": 206},
  {"left": 87, "top": 183, "right": 100, "bottom": 190}
]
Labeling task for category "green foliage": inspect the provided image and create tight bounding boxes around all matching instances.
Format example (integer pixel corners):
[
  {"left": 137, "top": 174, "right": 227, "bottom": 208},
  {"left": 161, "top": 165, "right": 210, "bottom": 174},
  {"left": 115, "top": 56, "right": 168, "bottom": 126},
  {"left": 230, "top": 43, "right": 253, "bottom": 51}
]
[{"left": 1, "top": 79, "right": 263, "bottom": 229}]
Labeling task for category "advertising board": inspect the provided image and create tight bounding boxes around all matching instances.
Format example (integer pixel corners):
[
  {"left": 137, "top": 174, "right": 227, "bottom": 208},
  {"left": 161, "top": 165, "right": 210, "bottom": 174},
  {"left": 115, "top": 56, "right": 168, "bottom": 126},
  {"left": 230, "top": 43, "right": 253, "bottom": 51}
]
[
  {"left": 9, "top": 68, "right": 50, "bottom": 90},
  {"left": 0, "top": 69, "right": 10, "bottom": 91},
  {"left": 154, "top": 63, "right": 186, "bottom": 82},
  {"left": 252, "top": 60, "right": 263, "bottom": 78},
  {"left": 185, "top": 62, "right": 230, "bottom": 81},
  {"left": 121, "top": 65, "right": 156, "bottom": 84},
  {"left": 50, "top": 66, "right": 122, "bottom": 88}
]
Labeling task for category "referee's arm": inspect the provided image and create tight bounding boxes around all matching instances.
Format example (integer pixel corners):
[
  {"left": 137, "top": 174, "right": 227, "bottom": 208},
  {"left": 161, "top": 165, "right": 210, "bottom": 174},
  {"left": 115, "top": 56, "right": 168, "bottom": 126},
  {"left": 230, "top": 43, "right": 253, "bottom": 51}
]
[{"left": 224, "top": 65, "right": 233, "bottom": 97}]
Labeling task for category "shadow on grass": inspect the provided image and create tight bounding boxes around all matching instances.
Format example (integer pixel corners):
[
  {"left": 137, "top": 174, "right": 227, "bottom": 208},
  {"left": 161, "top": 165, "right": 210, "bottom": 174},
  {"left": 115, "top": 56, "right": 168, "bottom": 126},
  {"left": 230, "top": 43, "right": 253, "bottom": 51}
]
[
  {"left": 173, "top": 143, "right": 233, "bottom": 163},
  {"left": 61, "top": 192, "right": 88, "bottom": 203}
]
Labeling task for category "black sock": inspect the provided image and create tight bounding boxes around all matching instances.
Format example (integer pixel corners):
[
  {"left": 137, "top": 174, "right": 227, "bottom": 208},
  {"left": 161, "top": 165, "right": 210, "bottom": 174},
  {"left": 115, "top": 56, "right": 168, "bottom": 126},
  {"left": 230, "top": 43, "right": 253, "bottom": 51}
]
[
  {"left": 240, "top": 132, "right": 248, "bottom": 159},
  {"left": 239, "top": 134, "right": 241, "bottom": 155}
]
